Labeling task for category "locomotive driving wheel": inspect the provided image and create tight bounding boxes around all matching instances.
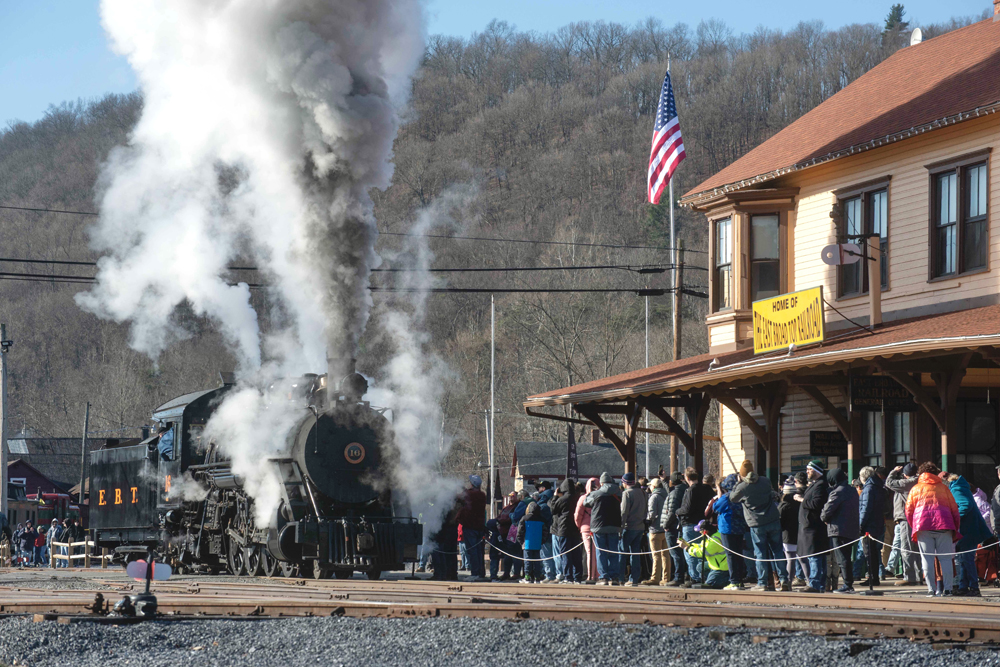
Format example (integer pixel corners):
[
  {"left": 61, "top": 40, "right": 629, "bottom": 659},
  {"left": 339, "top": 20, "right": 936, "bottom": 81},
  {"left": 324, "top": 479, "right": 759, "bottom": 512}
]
[
  {"left": 244, "top": 544, "right": 264, "bottom": 577},
  {"left": 227, "top": 534, "right": 246, "bottom": 576},
  {"left": 311, "top": 564, "right": 330, "bottom": 580},
  {"left": 261, "top": 548, "right": 279, "bottom": 577},
  {"left": 278, "top": 561, "right": 296, "bottom": 578}
]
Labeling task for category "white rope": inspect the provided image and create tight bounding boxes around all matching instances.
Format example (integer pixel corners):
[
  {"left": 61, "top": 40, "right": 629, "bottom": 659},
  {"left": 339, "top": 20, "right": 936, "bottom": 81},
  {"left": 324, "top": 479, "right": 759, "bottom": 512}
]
[
  {"left": 705, "top": 534, "right": 865, "bottom": 562},
  {"left": 488, "top": 539, "right": 586, "bottom": 562},
  {"left": 429, "top": 539, "right": 485, "bottom": 555},
  {"left": 870, "top": 535, "right": 996, "bottom": 558},
  {"left": 589, "top": 533, "right": 703, "bottom": 556}
]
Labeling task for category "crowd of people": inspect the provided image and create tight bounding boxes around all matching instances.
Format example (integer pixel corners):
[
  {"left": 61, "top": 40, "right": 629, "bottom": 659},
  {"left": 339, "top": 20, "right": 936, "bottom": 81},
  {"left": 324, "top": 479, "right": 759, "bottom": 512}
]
[
  {"left": 1, "top": 517, "right": 83, "bottom": 568},
  {"left": 419, "top": 460, "right": 1000, "bottom": 598}
]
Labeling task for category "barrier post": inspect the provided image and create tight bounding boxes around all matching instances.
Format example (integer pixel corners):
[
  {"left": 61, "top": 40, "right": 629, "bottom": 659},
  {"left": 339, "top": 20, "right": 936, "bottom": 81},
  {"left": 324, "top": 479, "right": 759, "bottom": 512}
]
[
  {"left": 102, "top": 547, "right": 108, "bottom": 569},
  {"left": 698, "top": 531, "right": 707, "bottom": 589},
  {"left": 49, "top": 543, "right": 55, "bottom": 569},
  {"left": 861, "top": 533, "right": 882, "bottom": 596},
  {"left": 84, "top": 540, "right": 91, "bottom": 568}
]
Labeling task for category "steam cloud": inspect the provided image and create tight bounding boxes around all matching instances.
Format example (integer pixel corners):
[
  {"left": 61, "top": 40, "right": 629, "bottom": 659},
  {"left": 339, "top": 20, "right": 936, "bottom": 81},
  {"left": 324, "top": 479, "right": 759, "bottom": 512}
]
[{"left": 79, "top": 0, "right": 427, "bottom": 526}]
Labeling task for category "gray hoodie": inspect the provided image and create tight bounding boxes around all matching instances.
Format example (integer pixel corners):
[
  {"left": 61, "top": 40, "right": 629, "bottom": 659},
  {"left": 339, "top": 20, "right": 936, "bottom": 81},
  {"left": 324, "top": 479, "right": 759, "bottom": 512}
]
[
  {"left": 885, "top": 469, "right": 918, "bottom": 522},
  {"left": 729, "top": 472, "right": 780, "bottom": 527},
  {"left": 620, "top": 485, "right": 646, "bottom": 532}
]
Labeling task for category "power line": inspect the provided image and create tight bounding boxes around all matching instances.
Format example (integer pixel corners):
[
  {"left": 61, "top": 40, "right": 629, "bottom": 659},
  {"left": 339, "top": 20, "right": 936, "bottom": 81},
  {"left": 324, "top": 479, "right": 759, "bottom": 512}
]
[
  {"left": 0, "top": 256, "right": 708, "bottom": 273},
  {"left": 0, "top": 203, "right": 707, "bottom": 254}
]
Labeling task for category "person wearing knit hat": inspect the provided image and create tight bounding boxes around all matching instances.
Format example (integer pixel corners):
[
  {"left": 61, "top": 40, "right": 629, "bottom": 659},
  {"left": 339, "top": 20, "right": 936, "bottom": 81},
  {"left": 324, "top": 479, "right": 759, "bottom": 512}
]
[
  {"left": 731, "top": 461, "right": 790, "bottom": 591},
  {"left": 584, "top": 472, "right": 623, "bottom": 585},
  {"left": 798, "top": 461, "right": 830, "bottom": 592},
  {"left": 661, "top": 471, "right": 689, "bottom": 586},
  {"left": 712, "top": 472, "right": 748, "bottom": 590},
  {"left": 457, "top": 474, "right": 489, "bottom": 581},
  {"left": 885, "top": 463, "right": 922, "bottom": 586},
  {"left": 779, "top": 477, "right": 806, "bottom": 588},
  {"left": 619, "top": 471, "right": 646, "bottom": 586}
]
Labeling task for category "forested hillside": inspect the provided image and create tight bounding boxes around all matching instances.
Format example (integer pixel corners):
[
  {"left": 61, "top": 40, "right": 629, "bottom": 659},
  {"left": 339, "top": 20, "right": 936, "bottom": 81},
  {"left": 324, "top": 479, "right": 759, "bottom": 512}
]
[{"left": 0, "top": 9, "right": 987, "bottom": 472}]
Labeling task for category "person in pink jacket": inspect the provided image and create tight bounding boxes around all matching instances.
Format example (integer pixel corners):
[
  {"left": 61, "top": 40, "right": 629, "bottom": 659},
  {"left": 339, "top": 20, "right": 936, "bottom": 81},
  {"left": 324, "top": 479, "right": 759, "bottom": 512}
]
[
  {"left": 905, "top": 462, "right": 961, "bottom": 597},
  {"left": 575, "top": 477, "right": 599, "bottom": 581}
]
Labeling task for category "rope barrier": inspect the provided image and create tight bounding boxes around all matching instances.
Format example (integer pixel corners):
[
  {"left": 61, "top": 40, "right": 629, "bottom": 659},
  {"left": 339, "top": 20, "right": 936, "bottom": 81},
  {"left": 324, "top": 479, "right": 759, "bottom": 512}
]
[
  {"left": 589, "top": 533, "right": 702, "bottom": 556},
  {"left": 488, "top": 539, "right": 586, "bottom": 562},
  {"left": 869, "top": 534, "right": 994, "bottom": 558},
  {"left": 428, "top": 539, "right": 485, "bottom": 555},
  {"left": 705, "top": 534, "right": 865, "bottom": 563}
]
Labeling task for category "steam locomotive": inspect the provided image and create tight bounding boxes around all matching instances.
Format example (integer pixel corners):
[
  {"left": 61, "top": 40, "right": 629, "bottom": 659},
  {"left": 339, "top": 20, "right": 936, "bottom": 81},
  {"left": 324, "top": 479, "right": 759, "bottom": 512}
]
[{"left": 89, "top": 364, "right": 422, "bottom": 579}]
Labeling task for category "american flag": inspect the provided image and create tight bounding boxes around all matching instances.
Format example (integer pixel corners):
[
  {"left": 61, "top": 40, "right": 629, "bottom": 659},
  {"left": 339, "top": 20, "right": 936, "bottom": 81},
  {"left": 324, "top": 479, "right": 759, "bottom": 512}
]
[{"left": 647, "top": 70, "right": 685, "bottom": 205}]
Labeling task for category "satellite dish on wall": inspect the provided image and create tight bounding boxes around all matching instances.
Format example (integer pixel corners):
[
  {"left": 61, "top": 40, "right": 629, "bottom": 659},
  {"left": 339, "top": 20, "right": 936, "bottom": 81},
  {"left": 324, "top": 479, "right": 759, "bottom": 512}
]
[
  {"left": 821, "top": 243, "right": 863, "bottom": 266},
  {"left": 910, "top": 28, "right": 923, "bottom": 46}
]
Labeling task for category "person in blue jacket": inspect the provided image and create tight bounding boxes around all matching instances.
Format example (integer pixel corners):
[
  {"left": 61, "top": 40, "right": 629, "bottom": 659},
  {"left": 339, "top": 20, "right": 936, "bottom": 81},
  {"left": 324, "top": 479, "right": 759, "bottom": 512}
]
[
  {"left": 517, "top": 502, "right": 546, "bottom": 583},
  {"left": 713, "top": 473, "right": 748, "bottom": 590},
  {"left": 947, "top": 473, "right": 992, "bottom": 597},
  {"left": 855, "top": 466, "right": 887, "bottom": 585}
]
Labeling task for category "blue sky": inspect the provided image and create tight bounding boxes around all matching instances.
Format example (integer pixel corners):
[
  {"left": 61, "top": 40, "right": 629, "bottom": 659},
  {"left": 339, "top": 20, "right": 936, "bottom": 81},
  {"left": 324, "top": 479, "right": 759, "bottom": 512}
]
[{"left": 0, "top": 0, "right": 990, "bottom": 125}]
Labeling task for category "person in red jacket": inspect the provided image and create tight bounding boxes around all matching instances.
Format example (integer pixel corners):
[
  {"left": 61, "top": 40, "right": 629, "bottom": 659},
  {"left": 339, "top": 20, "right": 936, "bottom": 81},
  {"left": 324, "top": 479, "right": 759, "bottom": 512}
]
[{"left": 457, "top": 475, "right": 488, "bottom": 581}]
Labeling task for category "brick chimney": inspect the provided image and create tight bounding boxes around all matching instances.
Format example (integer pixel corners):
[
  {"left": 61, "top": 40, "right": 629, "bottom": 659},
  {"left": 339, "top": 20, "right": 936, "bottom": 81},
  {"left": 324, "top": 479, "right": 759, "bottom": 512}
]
[
  {"left": 591, "top": 428, "right": 600, "bottom": 445},
  {"left": 995, "top": 0, "right": 1000, "bottom": 20}
]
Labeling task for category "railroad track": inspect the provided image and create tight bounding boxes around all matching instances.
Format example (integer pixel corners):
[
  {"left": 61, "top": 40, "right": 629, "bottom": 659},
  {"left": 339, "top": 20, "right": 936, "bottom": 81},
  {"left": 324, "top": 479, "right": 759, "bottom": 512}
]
[{"left": 1, "top": 576, "right": 998, "bottom": 643}]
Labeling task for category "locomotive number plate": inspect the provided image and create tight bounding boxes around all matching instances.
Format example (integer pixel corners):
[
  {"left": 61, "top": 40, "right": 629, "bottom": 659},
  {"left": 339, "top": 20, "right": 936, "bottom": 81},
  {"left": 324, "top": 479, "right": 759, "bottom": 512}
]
[{"left": 344, "top": 442, "right": 366, "bottom": 464}]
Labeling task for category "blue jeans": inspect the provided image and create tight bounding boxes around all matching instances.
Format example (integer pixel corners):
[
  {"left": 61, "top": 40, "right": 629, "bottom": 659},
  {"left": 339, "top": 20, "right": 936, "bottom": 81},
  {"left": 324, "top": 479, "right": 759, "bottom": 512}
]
[
  {"left": 502, "top": 540, "right": 522, "bottom": 579},
  {"left": 555, "top": 534, "right": 584, "bottom": 582},
  {"left": 807, "top": 555, "right": 826, "bottom": 591},
  {"left": 463, "top": 529, "right": 484, "bottom": 578},
  {"left": 619, "top": 529, "right": 643, "bottom": 585},
  {"left": 720, "top": 533, "right": 745, "bottom": 586},
  {"left": 957, "top": 550, "right": 979, "bottom": 592},
  {"left": 666, "top": 529, "right": 686, "bottom": 582},
  {"left": 749, "top": 520, "right": 788, "bottom": 586},
  {"left": 488, "top": 538, "right": 503, "bottom": 579},
  {"left": 540, "top": 539, "right": 556, "bottom": 579},
  {"left": 703, "top": 569, "right": 729, "bottom": 589},
  {"left": 853, "top": 527, "right": 887, "bottom": 580},
  {"left": 551, "top": 535, "right": 565, "bottom": 576},
  {"left": 593, "top": 532, "right": 620, "bottom": 581},
  {"left": 682, "top": 526, "right": 703, "bottom": 583},
  {"left": 524, "top": 549, "right": 543, "bottom": 581}
]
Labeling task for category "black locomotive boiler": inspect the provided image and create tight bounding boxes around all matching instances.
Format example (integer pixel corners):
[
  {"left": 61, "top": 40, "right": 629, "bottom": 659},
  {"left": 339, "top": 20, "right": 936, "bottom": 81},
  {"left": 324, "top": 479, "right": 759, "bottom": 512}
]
[{"left": 90, "top": 365, "right": 422, "bottom": 579}]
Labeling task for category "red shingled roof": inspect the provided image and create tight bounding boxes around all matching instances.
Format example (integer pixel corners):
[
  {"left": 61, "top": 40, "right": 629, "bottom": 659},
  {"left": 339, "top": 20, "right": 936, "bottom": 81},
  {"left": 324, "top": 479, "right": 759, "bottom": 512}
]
[
  {"left": 682, "top": 18, "right": 1000, "bottom": 203},
  {"left": 525, "top": 304, "right": 1000, "bottom": 406}
]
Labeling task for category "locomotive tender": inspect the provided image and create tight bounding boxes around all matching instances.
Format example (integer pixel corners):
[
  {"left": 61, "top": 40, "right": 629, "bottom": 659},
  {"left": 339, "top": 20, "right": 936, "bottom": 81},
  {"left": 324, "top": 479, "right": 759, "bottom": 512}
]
[{"left": 90, "top": 363, "right": 422, "bottom": 579}]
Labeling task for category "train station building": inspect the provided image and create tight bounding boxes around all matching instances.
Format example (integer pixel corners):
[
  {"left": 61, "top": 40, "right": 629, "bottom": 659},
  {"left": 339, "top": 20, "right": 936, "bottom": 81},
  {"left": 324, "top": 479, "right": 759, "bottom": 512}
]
[{"left": 524, "top": 18, "right": 1000, "bottom": 491}]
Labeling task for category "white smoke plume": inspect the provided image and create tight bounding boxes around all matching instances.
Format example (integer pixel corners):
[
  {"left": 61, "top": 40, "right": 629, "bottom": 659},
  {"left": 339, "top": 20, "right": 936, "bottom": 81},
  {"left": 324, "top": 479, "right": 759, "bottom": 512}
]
[
  {"left": 79, "top": 0, "right": 425, "bottom": 374},
  {"left": 368, "top": 186, "right": 478, "bottom": 537},
  {"left": 77, "top": 0, "right": 425, "bottom": 524}
]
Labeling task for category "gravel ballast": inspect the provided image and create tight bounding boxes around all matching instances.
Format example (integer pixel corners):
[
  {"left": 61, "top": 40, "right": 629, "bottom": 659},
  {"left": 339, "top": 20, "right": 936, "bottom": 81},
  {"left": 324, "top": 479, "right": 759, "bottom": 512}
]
[{"left": 1, "top": 616, "right": 1000, "bottom": 667}]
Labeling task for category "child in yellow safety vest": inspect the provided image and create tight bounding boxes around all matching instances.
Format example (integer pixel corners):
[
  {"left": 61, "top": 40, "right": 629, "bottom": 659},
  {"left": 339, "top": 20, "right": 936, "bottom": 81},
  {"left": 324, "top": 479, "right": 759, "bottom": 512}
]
[{"left": 678, "top": 520, "right": 729, "bottom": 589}]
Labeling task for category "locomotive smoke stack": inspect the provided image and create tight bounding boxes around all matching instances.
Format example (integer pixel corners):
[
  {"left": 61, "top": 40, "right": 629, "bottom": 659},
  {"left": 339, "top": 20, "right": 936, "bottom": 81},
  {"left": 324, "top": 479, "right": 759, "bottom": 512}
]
[{"left": 326, "top": 356, "right": 358, "bottom": 404}]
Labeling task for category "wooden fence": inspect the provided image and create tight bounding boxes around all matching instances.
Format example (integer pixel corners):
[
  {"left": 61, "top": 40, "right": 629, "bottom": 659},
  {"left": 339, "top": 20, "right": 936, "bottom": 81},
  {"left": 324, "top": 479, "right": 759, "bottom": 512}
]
[{"left": 49, "top": 540, "right": 111, "bottom": 568}]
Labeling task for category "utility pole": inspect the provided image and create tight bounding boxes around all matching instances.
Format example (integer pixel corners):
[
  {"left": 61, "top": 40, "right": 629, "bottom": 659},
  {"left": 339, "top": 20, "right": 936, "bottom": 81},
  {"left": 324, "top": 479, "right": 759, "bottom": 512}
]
[
  {"left": 489, "top": 294, "right": 495, "bottom": 519},
  {"left": 644, "top": 296, "right": 649, "bottom": 479},
  {"left": 0, "top": 324, "right": 9, "bottom": 518},
  {"left": 79, "top": 402, "right": 90, "bottom": 508},
  {"left": 670, "top": 242, "right": 684, "bottom": 474}
]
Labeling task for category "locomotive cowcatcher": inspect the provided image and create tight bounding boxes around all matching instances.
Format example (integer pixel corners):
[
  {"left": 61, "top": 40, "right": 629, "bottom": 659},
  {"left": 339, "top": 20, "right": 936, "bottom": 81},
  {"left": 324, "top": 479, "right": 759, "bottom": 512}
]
[{"left": 89, "top": 363, "right": 422, "bottom": 579}]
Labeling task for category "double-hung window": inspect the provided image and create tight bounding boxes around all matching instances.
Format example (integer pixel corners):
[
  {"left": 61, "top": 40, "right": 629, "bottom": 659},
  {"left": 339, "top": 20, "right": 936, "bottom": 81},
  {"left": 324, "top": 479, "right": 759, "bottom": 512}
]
[
  {"left": 931, "top": 157, "right": 989, "bottom": 278},
  {"left": 714, "top": 217, "right": 732, "bottom": 311},
  {"left": 749, "top": 214, "right": 780, "bottom": 302},
  {"left": 837, "top": 186, "right": 888, "bottom": 298}
]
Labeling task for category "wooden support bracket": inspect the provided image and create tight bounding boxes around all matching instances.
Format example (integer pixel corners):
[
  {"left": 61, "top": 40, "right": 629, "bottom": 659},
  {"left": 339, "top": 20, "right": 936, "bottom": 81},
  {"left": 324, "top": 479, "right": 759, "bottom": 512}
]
[
  {"left": 875, "top": 362, "right": 946, "bottom": 432},
  {"left": 574, "top": 404, "right": 628, "bottom": 461},
  {"left": 637, "top": 397, "right": 695, "bottom": 454},
  {"left": 800, "top": 385, "right": 850, "bottom": 440},
  {"left": 715, "top": 396, "right": 769, "bottom": 450}
]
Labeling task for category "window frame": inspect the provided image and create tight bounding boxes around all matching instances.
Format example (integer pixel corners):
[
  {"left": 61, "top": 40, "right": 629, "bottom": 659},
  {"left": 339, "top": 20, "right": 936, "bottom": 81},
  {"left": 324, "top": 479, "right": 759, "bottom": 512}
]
[
  {"left": 749, "top": 213, "right": 782, "bottom": 303},
  {"left": 833, "top": 176, "right": 891, "bottom": 299},
  {"left": 710, "top": 215, "right": 734, "bottom": 313},
  {"left": 927, "top": 149, "right": 992, "bottom": 281}
]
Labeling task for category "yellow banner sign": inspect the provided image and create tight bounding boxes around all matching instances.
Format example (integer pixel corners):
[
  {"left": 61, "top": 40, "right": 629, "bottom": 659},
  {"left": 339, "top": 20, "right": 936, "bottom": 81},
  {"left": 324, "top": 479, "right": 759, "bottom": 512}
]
[{"left": 752, "top": 286, "right": 825, "bottom": 355}]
